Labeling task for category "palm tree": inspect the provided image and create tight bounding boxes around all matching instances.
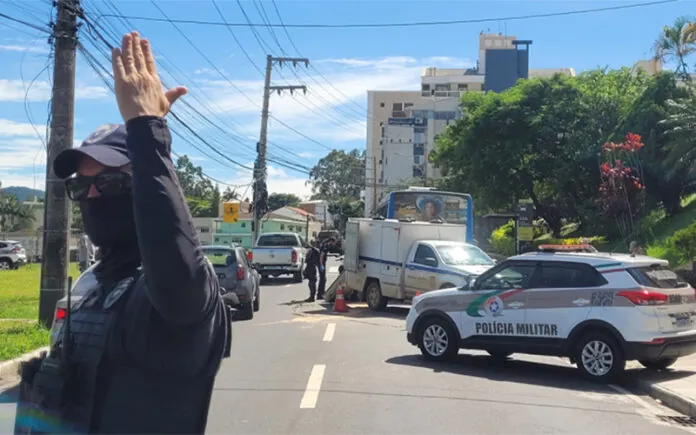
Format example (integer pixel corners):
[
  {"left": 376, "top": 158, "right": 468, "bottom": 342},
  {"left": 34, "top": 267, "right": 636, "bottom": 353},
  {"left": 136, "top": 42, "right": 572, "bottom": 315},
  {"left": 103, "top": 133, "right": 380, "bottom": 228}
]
[{"left": 653, "top": 16, "right": 696, "bottom": 80}]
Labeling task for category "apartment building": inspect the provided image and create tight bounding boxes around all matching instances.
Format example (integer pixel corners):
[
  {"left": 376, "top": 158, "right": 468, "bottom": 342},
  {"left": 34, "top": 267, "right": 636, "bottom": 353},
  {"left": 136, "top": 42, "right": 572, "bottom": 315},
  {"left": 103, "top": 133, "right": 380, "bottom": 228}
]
[{"left": 364, "top": 32, "right": 575, "bottom": 216}]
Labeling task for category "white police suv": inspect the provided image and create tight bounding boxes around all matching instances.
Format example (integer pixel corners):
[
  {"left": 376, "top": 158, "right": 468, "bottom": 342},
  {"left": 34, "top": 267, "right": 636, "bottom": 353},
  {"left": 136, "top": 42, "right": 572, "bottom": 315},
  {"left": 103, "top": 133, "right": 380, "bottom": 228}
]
[{"left": 405, "top": 247, "right": 696, "bottom": 382}]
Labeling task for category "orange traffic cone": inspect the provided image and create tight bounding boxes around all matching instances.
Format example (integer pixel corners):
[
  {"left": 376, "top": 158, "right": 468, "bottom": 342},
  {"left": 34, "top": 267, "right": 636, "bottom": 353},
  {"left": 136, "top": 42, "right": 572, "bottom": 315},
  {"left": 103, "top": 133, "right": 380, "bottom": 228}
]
[{"left": 333, "top": 284, "right": 348, "bottom": 313}]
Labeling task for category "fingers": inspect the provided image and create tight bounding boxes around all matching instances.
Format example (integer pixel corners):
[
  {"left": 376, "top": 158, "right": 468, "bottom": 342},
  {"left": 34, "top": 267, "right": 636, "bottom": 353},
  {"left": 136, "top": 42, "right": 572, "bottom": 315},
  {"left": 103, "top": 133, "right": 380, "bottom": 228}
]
[
  {"left": 111, "top": 47, "right": 126, "bottom": 80},
  {"left": 165, "top": 86, "right": 188, "bottom": 107},
  {"left": 131, "top": 31, "right": 147, "bottom": 73},
  {"left": 121, "top": 33, "right": 135, "bottom": 75},
  {"left": 141, "top": 38, "right": 158, "bottom": 76}
]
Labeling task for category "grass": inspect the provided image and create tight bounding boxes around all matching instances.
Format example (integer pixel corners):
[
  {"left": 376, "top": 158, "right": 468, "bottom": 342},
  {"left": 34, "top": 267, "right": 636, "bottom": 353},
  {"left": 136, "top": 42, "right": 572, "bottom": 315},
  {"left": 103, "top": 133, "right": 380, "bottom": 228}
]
[
  {"left": 0, "top": 321, "right": 50, "bottom": 361},
  {"left": 0, "top": 263, "right": 80, "bottom": 361}
]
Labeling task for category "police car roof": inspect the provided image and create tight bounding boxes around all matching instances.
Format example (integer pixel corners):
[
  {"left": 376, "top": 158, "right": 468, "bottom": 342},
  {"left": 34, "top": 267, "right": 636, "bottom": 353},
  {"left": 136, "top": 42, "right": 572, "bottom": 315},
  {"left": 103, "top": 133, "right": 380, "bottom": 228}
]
[{"left": 513, "top": 251, "right": 669, "bottom": 267}]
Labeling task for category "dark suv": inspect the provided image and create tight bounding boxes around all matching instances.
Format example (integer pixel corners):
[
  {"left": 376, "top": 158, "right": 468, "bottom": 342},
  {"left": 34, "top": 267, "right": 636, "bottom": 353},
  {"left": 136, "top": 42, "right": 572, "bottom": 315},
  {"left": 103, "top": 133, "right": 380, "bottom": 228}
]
[{"left": 317, "top": 230, "right": 343, "bottom": 255}]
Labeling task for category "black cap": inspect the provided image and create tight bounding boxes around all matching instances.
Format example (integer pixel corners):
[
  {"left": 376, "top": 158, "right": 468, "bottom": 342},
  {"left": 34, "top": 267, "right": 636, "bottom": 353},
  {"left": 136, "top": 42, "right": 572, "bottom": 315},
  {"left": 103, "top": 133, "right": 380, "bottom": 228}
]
[{"left": 53, "top": 124, "right": 131, "bottom": 179}]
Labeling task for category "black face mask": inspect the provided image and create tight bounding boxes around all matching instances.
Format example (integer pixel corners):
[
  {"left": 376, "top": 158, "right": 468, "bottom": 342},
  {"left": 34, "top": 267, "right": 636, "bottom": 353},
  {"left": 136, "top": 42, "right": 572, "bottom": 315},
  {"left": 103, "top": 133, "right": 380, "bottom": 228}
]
[{"left": 79, "top": 194, "right": 136, "bottom": 248}]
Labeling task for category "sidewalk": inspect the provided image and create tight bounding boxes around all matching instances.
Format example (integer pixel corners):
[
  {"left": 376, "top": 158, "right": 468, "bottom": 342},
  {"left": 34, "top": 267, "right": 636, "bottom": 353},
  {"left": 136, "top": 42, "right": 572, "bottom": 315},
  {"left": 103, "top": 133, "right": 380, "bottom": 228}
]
[{"left": 627, "top": 356, "right": 696, "bottom": 418}]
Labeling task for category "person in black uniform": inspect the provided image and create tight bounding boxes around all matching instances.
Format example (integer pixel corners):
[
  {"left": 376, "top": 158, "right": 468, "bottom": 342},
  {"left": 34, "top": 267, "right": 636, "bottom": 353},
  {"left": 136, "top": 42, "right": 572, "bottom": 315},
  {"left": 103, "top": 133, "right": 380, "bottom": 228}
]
[
  {"left": 317, "top": 239, "right": 329, "bottom": 299},
  {"left": 14, "top": 31, "right": 230, "bottom": 435},
  {"left": 303, "top": 240, "right": 320, "bottom": 302}
]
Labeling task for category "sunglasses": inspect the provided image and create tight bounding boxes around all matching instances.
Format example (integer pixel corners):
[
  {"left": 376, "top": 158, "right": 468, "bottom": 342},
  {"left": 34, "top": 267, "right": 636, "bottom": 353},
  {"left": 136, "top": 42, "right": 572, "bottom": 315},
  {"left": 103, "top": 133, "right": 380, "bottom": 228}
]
[{"left": 65, "top": 171, "right": 132, "bottom": 201}]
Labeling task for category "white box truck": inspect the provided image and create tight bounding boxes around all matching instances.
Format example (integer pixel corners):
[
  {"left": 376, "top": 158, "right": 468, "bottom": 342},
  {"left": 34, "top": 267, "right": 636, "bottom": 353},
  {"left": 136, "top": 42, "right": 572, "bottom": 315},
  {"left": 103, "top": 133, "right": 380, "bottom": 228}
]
[{"left": 343, "top": 218, "right": 496, "bottom": 311}]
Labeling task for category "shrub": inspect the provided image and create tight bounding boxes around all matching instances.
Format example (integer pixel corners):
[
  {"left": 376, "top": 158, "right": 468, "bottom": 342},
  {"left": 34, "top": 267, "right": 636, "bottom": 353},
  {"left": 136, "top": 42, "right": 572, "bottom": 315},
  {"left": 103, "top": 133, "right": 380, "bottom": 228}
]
[
  {"left": 490, "top": 220, "right": 516, "bottom": 256},
  {"left": 669, "top": 222, "right": 696, "bottom": 266},
  {"left": 646, "top": 241, "right": 680, "bottom": 267}
]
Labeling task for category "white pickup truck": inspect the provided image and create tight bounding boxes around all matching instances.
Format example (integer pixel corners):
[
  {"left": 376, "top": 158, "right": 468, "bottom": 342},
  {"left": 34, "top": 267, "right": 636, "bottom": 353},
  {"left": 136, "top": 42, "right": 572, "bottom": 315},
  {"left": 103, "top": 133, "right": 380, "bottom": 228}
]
[
  {"left": 251, "top": 232, "right": 306, "bottom": 282},
  {"left": 344, "top": 218, "right": 496, "bottom": 310}
]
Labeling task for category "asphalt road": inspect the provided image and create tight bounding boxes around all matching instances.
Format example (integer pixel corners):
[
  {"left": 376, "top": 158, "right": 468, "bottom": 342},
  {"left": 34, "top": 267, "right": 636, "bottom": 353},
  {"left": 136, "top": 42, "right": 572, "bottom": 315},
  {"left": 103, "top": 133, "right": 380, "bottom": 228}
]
[{"left": 2, "top": 257, "right": 696, "bottom": 434}]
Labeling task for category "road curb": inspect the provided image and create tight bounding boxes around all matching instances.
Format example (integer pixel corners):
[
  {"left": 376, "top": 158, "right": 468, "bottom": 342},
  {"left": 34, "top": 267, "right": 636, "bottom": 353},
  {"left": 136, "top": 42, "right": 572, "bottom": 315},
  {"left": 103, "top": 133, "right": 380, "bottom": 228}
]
[
  {"left": 0, "top": 347, "right": 49, "bottom": 380},
  {"left": 637, "top": 378, "right": 696, "bottom": 418}
]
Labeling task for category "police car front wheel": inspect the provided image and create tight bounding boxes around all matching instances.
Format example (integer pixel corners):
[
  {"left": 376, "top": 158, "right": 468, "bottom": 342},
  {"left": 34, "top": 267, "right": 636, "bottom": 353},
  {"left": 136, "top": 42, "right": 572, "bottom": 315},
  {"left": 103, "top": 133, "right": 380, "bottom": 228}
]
[
  {"left": 417, "top": 317, "right": 459, "bottom": 361},
  {"left": 574, "top": 332, "right": 625, "bottom": 383}
]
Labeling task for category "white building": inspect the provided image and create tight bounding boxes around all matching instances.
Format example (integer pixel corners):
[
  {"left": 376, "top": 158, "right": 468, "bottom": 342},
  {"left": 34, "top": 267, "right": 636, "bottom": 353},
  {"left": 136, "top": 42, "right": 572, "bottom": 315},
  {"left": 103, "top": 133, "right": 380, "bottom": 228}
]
[{"left": 364, "top": 32, "right": 575, "bottom": 217}]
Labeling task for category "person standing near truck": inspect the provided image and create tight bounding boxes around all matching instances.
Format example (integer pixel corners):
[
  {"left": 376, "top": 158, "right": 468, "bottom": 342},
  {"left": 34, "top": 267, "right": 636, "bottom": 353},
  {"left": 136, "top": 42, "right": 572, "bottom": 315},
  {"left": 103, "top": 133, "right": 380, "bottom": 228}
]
[
  {"left": 317, "top": 240, "right": 329, "bottom": 299},
  {"left": 303, "top": 240, "right": 320, "bottom": 302}
]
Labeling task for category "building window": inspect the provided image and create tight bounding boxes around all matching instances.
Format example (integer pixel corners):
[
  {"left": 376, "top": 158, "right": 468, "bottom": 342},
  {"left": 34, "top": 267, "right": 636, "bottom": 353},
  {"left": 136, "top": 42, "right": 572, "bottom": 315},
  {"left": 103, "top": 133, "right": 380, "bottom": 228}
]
[
  {"left": 241, "top": 222, "right": 246, "bottom": 228},
  {"left": 414, "top": 144, "right": 425, "bottom": 156},
  {"left": 380, "top": 102, "right": 385, "bottom": 108},
  {"left": 458, "top": 83, "right": 468, "bottom": 90},
  {"left": 422, "top": 84, "right": 430, "bottom": 91},
  {"left": 199, "top": 227, "right": 209, "bottom": 233},
  {"left": 288, "top": 225, "right": 294, "bottom": 231},
  {"left": 435, "top": 84, "right": 449, "bottom": 91},
  {"left": 404, "top": 103, "right": 413, "bottom": 109},
  {"left": 392, "top": 103, "right": 403, "bottom": 111}
]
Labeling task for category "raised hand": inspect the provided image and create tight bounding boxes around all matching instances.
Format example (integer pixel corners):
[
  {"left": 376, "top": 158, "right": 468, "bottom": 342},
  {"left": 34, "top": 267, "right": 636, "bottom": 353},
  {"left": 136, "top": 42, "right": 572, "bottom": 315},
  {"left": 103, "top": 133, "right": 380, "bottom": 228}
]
[{"left": 111, "top": 31, "right": 187, "bottom": 122}]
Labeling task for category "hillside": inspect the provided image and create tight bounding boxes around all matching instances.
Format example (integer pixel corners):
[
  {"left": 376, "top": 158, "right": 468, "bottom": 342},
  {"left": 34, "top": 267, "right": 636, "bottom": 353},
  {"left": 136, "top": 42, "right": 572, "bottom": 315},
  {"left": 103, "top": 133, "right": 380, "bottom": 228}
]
[{"left": 1, "top": 186, "right": 45, "bottom": 202}]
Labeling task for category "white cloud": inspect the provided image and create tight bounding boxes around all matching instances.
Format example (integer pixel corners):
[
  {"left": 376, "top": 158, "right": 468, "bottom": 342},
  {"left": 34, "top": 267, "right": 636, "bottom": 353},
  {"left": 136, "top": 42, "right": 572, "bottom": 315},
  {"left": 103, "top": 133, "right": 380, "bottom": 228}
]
[
  {"left": 0, "top": 119, "right": 42, "bottom": 137},
  {"left": 0, "top": 44, "right": 49, "bottom": 54},
  {"left": 0, "top": 79, "right": 109, "bottom": 102},
  {"left": 198, "top": 55, "right": 473, "bottom": 144},
  {"left": 0, "top": 137, "right": 46, "bottom": 171}
]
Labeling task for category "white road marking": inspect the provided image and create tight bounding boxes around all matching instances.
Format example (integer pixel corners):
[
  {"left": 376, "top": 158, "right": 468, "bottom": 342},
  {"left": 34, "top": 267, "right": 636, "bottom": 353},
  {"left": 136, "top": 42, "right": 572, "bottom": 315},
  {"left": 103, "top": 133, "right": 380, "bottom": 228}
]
[
  {"left": 322, "top": 323, "right": 336, "bottom": 342},
  {"left": 328, "top": 266, "right": 339, "bottom": 274},
  {"left": 300, "top": 364, "right": 326, "bottom": 409}
]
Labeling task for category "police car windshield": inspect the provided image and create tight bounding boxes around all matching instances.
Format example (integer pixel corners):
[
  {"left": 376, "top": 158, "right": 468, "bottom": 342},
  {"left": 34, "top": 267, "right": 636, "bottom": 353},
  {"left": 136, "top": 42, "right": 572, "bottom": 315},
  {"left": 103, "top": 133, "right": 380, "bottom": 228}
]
[{"left": 437, "top": 245, "right": 494, "bottom": 266}]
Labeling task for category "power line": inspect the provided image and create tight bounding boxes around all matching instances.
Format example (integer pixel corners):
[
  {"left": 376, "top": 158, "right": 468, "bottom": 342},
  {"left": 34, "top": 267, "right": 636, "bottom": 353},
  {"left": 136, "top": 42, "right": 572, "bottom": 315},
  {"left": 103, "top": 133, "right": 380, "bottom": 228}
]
[
  {"left": 79, "top": 1, "right": 313, "bottom": 174},
  {"left": 96, "top": 0, "right": 677, "bottom": 29},
  {"left": 0, "top": 12, "right": 52, "bottom": 34}
]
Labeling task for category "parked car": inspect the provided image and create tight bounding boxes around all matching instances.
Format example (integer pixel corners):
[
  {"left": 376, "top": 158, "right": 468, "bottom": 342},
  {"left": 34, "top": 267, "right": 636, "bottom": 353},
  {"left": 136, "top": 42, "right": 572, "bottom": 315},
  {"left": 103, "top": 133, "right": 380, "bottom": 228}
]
[
  {"left": 0, "top": 240, "right": 27, "bottom": 270},
  {"left": 251, "top": 232, "right": 306, "bottom": 282},
  {"left": 317, "top": 230, "right": 343, "bottom": 255},
  {"left": 407, "top": 247, "right": 696, "bottom": 383},
  {"left": 203, "top": 245, "right": 260, "bottom": 320}
]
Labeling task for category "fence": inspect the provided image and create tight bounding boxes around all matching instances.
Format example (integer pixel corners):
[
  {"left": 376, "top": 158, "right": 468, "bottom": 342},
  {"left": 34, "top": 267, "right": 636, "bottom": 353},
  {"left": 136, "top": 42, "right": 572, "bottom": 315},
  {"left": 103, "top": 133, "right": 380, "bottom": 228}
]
[{"left": 2, "top": 230, "right": 82, "bottom": 262}]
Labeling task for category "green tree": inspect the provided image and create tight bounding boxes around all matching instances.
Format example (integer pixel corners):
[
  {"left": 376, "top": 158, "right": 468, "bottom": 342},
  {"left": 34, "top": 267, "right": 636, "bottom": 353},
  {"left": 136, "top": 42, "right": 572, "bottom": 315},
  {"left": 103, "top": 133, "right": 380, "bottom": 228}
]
[
  {"left": 0, "top": 190, "right": 34, "bottom": 232},
  {"left": 328, "top": 197, "right": 364, "bottom": 231},
  {"left": 267, "top": 193, "right": 301, "bottom": 211},
  {"left": 615, "top": 72, "right": 692, "bottom": 216},
  {"left": 174, "top": 155, "right": 220, "bottom": 217},
  {"left": 433, "top": 70, "right": 651, "bottom": 235},
  {"left": 653, "top": 16, "right": 696, "bottom": 80},
  {"left": 308, "top": 149, "right": 365, "bottom": 201}
]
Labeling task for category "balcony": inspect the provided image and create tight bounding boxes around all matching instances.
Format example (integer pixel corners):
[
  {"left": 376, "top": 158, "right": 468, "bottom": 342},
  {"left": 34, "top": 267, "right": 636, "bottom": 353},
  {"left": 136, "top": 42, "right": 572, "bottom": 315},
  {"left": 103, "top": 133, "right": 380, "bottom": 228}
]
[
  {"left": 421, "top": 90, "right": 461, "bottom": 98},
  {"left": 391, "top": 110, "right": 408, "bottom": 118}
]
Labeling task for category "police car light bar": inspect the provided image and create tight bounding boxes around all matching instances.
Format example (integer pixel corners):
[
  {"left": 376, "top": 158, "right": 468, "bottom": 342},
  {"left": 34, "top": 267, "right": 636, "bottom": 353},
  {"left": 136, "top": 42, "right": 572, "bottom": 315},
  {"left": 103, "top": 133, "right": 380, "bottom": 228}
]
[{"left": 538, "top": 244, "right": 595, "bottom": 253}]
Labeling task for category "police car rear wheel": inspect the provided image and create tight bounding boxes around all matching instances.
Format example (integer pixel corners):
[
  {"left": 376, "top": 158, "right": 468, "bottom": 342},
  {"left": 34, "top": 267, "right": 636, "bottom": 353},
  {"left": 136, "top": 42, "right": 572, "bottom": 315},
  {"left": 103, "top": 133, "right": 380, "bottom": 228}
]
[
  {"left": 575, "top": 332, "right": 625, "bottom": 383},
  {"left": 418, "top": 318, "right": 458, "bottom": 361}
]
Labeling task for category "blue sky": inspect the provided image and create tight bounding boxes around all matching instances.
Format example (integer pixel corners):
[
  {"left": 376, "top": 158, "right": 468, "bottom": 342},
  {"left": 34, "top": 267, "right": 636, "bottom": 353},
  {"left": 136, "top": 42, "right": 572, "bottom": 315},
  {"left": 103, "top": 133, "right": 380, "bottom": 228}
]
[{"left": 0, "top": 0, "right": 692, "bottom": 199}]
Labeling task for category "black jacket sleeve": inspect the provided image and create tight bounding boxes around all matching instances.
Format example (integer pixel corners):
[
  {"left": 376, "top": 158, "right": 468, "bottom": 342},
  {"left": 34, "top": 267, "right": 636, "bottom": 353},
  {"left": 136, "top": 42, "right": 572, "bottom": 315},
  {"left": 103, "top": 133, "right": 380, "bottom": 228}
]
[{"left": 126, "top": 116, "right": 217, "bottom": 325}]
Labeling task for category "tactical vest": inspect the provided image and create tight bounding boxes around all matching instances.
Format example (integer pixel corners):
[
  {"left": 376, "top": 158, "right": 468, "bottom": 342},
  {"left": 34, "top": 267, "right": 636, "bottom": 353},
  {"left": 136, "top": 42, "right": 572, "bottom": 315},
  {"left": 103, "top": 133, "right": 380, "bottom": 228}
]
[
  {"left": 14, "top": 267, "right": 231, "bottom": 435},
  {"left": 14, "top": 270, "right": 141, "bottom": 435}
]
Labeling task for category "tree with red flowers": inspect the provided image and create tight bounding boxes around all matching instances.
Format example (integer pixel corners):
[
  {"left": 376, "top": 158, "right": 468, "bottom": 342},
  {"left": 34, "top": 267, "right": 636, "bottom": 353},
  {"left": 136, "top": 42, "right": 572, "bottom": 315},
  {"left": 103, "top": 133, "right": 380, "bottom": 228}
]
[{"left": 598, "top": 133, "right": 646, "bottom": 239}]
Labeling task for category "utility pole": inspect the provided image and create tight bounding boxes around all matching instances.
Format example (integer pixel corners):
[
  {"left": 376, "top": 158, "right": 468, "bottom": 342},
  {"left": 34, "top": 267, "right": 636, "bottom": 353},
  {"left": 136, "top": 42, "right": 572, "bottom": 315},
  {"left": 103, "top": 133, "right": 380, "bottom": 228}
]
[
  {"left": 252, "top": 55, "right": 308, "bottom": 246},
  {"left": 38, "top": 0, "right": 79, "bottom": 328}
]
